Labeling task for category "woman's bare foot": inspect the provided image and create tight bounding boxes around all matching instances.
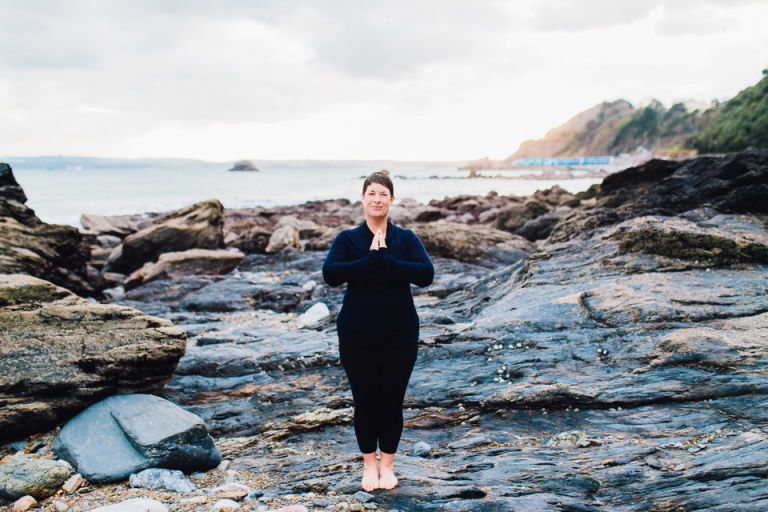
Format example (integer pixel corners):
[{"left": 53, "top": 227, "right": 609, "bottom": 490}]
[
  {"left": 361, "top": 452, "right": 380, "bottom": 491},
  {"left": 379, "top": 451, "right": 399, "bottom": 490}
]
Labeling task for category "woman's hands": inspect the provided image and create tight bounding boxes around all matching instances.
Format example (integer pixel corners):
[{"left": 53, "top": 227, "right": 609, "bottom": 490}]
[{"left": 369, "top": 229, "right": 387, "bottom": 250}]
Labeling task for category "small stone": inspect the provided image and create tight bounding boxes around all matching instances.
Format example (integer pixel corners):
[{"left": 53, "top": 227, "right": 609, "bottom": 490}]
[
  {"left": 350, "top": 505, "right": 363, "bottom": 512},
  {"left": 90, "top": 498, "right": 168, "bottom": 512},
  {"left": 602, "top": 459, "right": 612, "bottom": 466},
  {"left": 180, "top": 497, "right": 208, "bottom": 505},
  {"left": 212, "top": 498, "right": 241, "bottom": 512},
  {"left": 313, "top": 498, "right": 332, "bottom": 507},
  {"left": 130, "top": 468, "right": 196, "bottom": 494},
  {"left": 61, "top": 474, "right": 83, "bottom": 494},
  {"left": 674, "top": 463, "right": 686, "bottom": 471},
  {"left": 336, "top": 503, "right": 349, "bottom": 510},
  {"left": 217, "top": 460, "right": 231, "bottom": 472},
  {"left": 412, "top": 441, "right": 431, "bottom": 458},
  {"left": 327, "top": 491, "right": 337, "bottom": 496},
  {"left": 246, "top": 489, "right": 265, "bottom": 500},
  {"left": 363, "top": 505, "right": 377, "bottom": 510},
  {"left": 12, "top": 496, "right": 37, "bottom": 512},
  {"left": 272, "top": 506, "right": 309, "bottom": 512},
  {"left": 224, "top": 469, "right": 240, "bottom": 484},
  {"left": 54, "top": 501, "right": 70, "bottom": 512},
  {"left": 354, "top": 491, "right": 374, "bottom": 503}
]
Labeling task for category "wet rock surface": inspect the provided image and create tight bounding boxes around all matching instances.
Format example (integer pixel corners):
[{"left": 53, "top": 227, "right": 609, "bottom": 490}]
[{"left": 1, "top": 151, "right": 767, "bottom": 511}]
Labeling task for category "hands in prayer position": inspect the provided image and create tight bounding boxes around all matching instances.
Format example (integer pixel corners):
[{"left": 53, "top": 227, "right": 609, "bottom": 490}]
[{"left": 369, "top": 229, "right": 387, "bottom": 251}]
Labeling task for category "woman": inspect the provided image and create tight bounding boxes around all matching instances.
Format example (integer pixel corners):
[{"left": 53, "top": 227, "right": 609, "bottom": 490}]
[{"left": 322, "top": 171, "right": 434, "bottom": 491}]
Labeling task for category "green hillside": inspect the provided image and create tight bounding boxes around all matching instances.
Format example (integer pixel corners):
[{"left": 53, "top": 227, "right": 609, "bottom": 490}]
[
  {"left": 505, "top": 69, "right": 768, "bottom": 160},
  {"left": 692, "top": 70, "right": 768, "bottom": 153}
]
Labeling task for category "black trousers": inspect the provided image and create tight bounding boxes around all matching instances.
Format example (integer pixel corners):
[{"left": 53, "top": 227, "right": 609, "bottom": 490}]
[{"left": 342, "top": 357, "right": 416, "bottom": 454}]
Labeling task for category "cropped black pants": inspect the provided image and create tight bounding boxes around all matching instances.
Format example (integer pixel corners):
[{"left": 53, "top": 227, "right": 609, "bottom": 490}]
[{"left": 342, "top": 358, "right": 416, "bottom": 454}]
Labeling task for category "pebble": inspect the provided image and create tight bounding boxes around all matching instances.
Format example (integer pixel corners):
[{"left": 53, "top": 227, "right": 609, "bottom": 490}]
[
  {"left": 335, "top": 503, "right": 349, "bottom": 510},
  {"left": 224, "top": 469, "right": 241, "bottom": 484},
  {"left": 12, "top": 496, "right": 37, "bottom": 512},
  {"left": 61, "top": 473, "right": 83, "bottom": 494},
  {"left": 180, "top": 497, "right": 208, "bottom": 505},
  {"left": 53, "top": 500, "right": 69, "bottom": 512},
  {"left": 412, "top": 441, "right": 432, "bottom": 457},
  {"left": 364, "top": 504, "right": 377, "bottom": 510},
  {"left": 211, "top": 483, "right": 251, "bottom": 494},
  {"left": 90, "top": 498, "right": 168, "bottom": 512},
  {"left": 129, "top": 468, "right": 196, "bottom": 494},
  {"left": 212, "top": 498, "right": 241, "bottom": 512},
  {"left": 349, "top": 504, "right": 363, "bottom": 512},
  {"left": 217, "top": 460, "right": 231, "bottom": 472},
  {"left": 313, "top": 498, "right": 332, "bottom": 507},
  {"left": 271, "top": 506, "right": 309, "bottom": 512}
]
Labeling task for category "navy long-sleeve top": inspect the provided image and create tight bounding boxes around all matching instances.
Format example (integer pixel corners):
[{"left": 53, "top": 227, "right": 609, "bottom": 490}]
[{"left": 322, "top": 220, "right": 434, "bottom": 364}]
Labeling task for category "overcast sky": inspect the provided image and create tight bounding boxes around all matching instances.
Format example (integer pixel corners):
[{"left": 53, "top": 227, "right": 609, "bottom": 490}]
[{"left": 1, "top": 1, "right": 766, "bottom": 161}]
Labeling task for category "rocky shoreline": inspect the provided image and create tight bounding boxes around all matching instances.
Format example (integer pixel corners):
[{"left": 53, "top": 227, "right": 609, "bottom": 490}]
[{"left": 2, "top": 151, "right": 768, "bottom": 511}]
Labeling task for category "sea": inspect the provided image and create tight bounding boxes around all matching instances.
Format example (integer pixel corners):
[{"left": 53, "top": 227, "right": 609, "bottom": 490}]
[{"left": 9, "top": 159, "right": 603, "bottom": 228}]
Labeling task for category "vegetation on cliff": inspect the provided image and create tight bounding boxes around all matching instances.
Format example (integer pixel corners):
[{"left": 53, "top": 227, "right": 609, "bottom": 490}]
[
  {"left": 506, "top": 69, "right": 767, "bottom": 160},
  {"left": 692, "top": 70, "right": 768, "bottom": 153}
]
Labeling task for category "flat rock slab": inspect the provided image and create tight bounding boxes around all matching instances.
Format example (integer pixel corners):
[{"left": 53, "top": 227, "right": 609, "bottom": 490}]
[
  {"left": 53, "top": 394, "right": 221, "bottom": 483},
  {"left": 0, "top": 455, "right": 70, "bottom": 500}
]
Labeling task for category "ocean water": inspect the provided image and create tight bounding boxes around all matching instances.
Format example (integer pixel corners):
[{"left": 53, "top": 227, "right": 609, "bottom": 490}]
[{"left": 12, "top": 163, "right": 602, "bottom": 228}]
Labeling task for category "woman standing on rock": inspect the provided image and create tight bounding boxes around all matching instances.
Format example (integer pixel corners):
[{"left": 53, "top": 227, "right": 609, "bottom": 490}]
[{"left": 322, "top": 171, "right": 434, "bottom": 491}]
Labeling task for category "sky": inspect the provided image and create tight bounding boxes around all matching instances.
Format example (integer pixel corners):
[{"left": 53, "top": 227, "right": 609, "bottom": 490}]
[{"left": 0, "top": 0, "right": 766, "bottom": 161}]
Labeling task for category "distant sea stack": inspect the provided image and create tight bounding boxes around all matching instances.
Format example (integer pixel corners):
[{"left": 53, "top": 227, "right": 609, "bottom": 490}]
[{"left": 228, "top": 159, "right": 259, "bottom": 172}]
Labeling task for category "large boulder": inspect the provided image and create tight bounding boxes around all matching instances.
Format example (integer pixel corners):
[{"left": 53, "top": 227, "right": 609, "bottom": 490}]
[
  {"left": 0, "top": 163, "right": 93, "bottom": 296},
  {"left": 53, "top": 394, "right": 221, "bottom": 483},
  {"left": 411, "top": 222, "right": 536, "bottom": 267},
  {"left": 494, "top": 199, "right": 551, "bottom": 233},
  {"left": 80, "top": 213, "right": 140, "bottom": 237},
  {"left": 104, "top": 200, "right": 224, "bottom": 275},
  {"left": 0, "top": 275, "right": 187, "bottom": 441},
  {"left": 124, "top": 249, "right": 245, "bottom": 290}
]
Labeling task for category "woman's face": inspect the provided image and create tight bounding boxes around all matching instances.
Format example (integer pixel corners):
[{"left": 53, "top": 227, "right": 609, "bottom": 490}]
[{"left": 362, "top": 182, "right": 394, "bottom": 220}]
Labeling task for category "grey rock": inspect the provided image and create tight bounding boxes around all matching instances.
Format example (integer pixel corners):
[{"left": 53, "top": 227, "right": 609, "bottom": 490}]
[
  {"left": 129, "top": 468, "right": 196, "bottom": 494},
  {"left": 353, "top": 491, "right": 374, "bottom": 502},
  {"left": 447, "top": 436, "right": 491, "bottom": 450},
  {"left": 53, "top": 394, "right": 221, "bottom": 483},
  {"left": 412, "top": 441, "right": 431, "bottom": 458},
  {"left": 0, "top": 455, "right": 70, "bottom": 500}
]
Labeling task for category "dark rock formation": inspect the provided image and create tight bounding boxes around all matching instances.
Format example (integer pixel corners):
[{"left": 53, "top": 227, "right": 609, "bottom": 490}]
[
  {"left": 410, "top": 222, "right": 535, "bottom": 267},
  {"left": 53, "top": 394, "right": 221, "bottom": 483},
  {"left": 104, "top": 200, "right": 224, "bottom": 275},
  {"left": 0, "top": 275, "right": 187, "bottom": 442},
  {"left": 0, "top": 163, "right": 94, "bottom": 296},
  {"left": 228, "top": 160, "right": 259, "bottom": 172}
]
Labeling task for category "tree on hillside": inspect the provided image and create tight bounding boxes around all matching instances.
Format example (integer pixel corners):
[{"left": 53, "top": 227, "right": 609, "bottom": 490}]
[{"left": 692, "top": 74, "right": 768, "bottom": 153}]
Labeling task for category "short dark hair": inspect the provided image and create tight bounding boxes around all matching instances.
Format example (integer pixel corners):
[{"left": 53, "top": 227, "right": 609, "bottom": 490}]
[{"left": 362, "top": 171, "right": 394, "bottom": 197}]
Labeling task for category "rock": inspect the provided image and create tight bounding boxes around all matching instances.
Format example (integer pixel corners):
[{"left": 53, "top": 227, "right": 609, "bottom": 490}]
[
  {"left": 53, "top": 394, "right": 221, "bottom": 483},
  {"left": 61, "top": 473, "right": 83, "bottom": 494},
  {"left": 297, "top": 302, "right": 330, "bottom": 326},
  {"left": 124, "top": 249, "right": 245, "bottom": 290},
  {"left": 494, "top": 199, "right": 550, "bottom": 233},
  {"left": 11, "top": 496, "right": 37, "bottom": 512},
  {"left": 90, "top": 498, "right": 168, "bottom": 512},
  {"left": 0, "top": 455, "right": 70, "bottom": 500},
  {"left": 532, "top": 185, "right": 577, "bottom": 207},
  {"left": 265, "top": 225, "right": 301, "bottom": 253},
  {"left": 129, "top": 468, "right": 196, "bottom": 494},
  {"left": 105, "top": 199, "right": 224, "bottom": 275},
  {"left": 229, "top": 160, "right": 258, "bottom": 172},
  {"left": 515, "top": 208, "right": 570, "bottom": 241},
  {"left": 354, "top": 491, "right": 374, "bottom": 503},
  {"left": 412, "top": 441, "right": 431, "bottom": 458},
  {"left": 80, "top": 214, "right": 140, "bottom": 237},
  {"left": 212, "top": 499, "right": 240, "bottom": 512},
  {"left": 53, "top": 500, "right": 69, "bottom": 511},
  {"left": 304, "top": 226, "right": 348, "bottom": 251},
  {"left": 411, "top": 222, "right": 535, "bottom": 267},
  {"left": 231, "top": 226, "right": 271, "bottom": 254},
  {"left": 273, "top": 216, "right": 326, "bottom": 240},
  {"left": 447, "top": 436, "right": 491, "bottom": 450},
  {"left": 211, "top": 483, "right": 250, "bottom": 494},
  {"left": 0, "top": 164, "right": 94, "bottom": 296},
  {"left": 0, "top": 275, "right": 186, "bottom": 441}
]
